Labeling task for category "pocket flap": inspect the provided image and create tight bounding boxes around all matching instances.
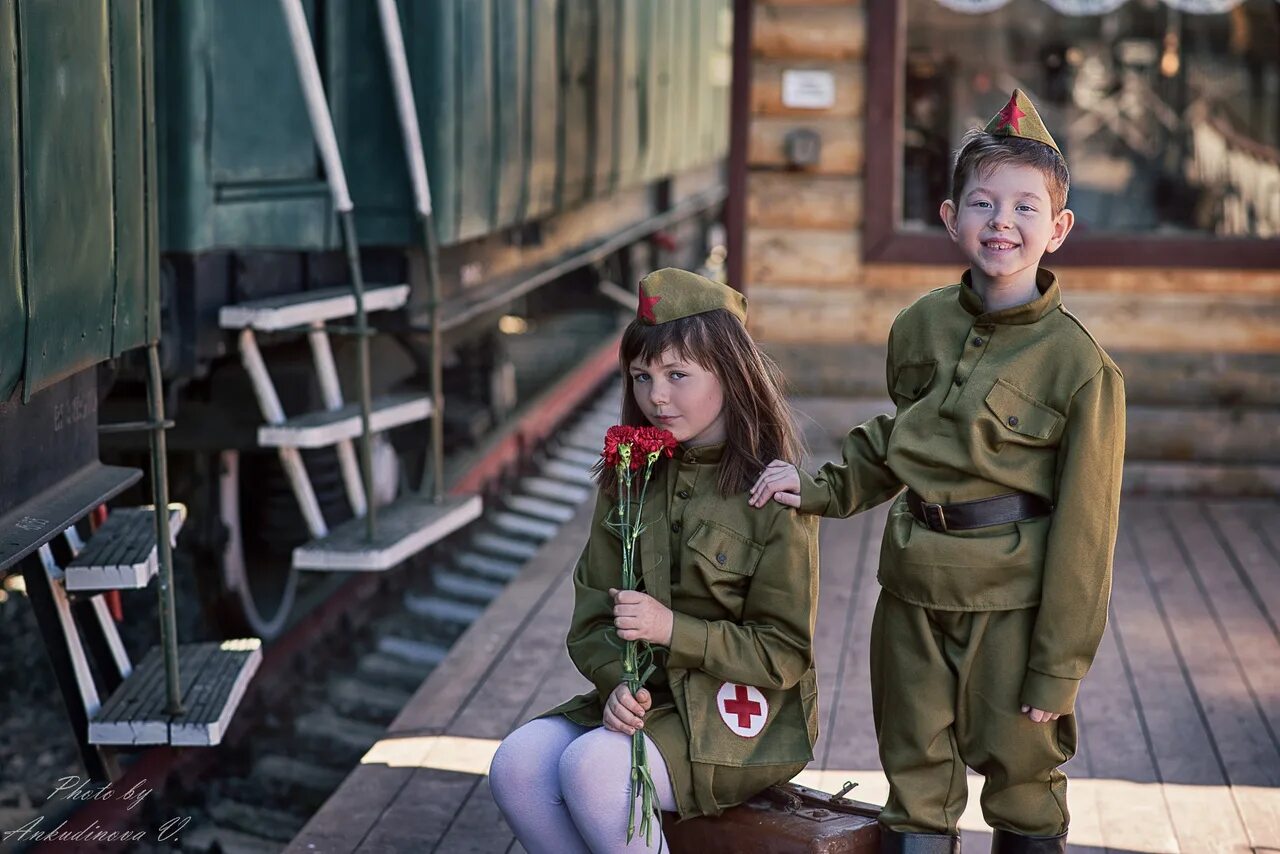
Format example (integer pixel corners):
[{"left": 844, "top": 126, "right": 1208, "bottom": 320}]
[
  {"left": 984, "top": 379, "right": 1065, "bottom": 441},
  {"left": 893, "top": 360, "right": 937, "bottom": 401},
  {"left": 687, "top": 521, "right": 763, "bottom": 577}
]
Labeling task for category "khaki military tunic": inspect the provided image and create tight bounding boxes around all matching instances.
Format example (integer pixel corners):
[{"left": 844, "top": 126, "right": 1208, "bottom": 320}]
[
  {"left": 797, "top": 268, "right": 1124, "bottom": 835},
  {"left": 542, "top": 443, "right": 821, "bottom": 820},
  {"left": 798, "top": 268, "right": 1125, "bottom": 715}
]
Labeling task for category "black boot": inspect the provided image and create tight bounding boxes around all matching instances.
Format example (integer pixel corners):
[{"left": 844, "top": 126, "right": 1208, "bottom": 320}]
[
  {"left": 880, "top": 823, "right": 961, "bottom": 854},
  {"left": 990, "top": 828, "right": 1067, "bottom": 854}
]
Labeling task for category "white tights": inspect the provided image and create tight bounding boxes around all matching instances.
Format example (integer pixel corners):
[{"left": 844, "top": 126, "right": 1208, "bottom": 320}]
[{"left": 488, "top": 716, "right": 678, "bottom": 853}]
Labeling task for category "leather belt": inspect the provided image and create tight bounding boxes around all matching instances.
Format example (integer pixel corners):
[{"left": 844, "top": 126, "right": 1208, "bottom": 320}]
[{"left": 905, "top": 490, "right": 1052, "bottom": 533}]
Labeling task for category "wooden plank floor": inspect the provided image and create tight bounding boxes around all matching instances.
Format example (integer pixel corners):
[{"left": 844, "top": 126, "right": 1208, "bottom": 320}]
[{"left": 288, "top": 488, "right": 1280, "bottom": 853}]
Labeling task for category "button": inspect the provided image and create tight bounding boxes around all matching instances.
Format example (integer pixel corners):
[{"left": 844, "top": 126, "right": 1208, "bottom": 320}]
[
  {"left": 953, "top": 376, "right": 964, "bottom": 387},
  {"left": 1008, "top": 416, "right": 1019, "bottom": 427},
  {"left": 716, "top": 553, "right": 727, "bottom": 565},
  {"left": 678, "top": 490, "right": 690, "bottom": 500},
  {"left": 671, "top": 521, "right": 682, "bottom": 533},
  {"left": 972, "top": 337, "right": 984, "bottom": 347}
]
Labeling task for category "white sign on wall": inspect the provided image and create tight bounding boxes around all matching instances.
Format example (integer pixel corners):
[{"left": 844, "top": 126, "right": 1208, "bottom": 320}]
[{"left": 782, "top": 70, "right": 836, "bottom": 110}]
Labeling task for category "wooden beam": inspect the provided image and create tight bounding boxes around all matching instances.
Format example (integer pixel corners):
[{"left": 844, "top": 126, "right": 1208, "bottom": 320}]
[
  {"left": 748, "top": 284, "right": 1280, "bottom": 353},
  {"left": 747, "top": 228, "right": 861, "bottom": 285},
  {"left": 749, "top": 117, "right": 863, "bottom": 174},
  {"left": 748, "top": 173, "right": 862, "bottom": 229},
  {"left": 753, "top": 5, "right": 866, "bottom": 60},
  {"left": 751, "top": 61, "right": 864, "bottom": 118}
]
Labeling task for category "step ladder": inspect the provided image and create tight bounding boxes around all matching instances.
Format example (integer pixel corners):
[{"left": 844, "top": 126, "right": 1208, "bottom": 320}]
[
  {"left": 26, "top": 530, "right": 261, "bottom": 747},
  {"left": 209, "top": 0, "right": 481, "bottom": 574}
]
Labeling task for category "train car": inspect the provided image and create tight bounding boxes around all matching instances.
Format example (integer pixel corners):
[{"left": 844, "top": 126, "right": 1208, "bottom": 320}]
[
  {"left": 3, "top": 0, "right": 734, "bottom": 789},
  {"left": 122, "top": 0, "right": 734, "bottom": 641}
]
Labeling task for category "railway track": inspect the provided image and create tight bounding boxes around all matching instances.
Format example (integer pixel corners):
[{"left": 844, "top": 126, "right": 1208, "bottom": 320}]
[{"left": 11, "top": 363, "right": 621, "bottom": 854}]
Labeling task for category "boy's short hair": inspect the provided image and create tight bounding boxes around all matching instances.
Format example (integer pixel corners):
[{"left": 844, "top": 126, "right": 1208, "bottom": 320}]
[{"left": 950, "top": 129, "right": 1070, "bottom": 214}]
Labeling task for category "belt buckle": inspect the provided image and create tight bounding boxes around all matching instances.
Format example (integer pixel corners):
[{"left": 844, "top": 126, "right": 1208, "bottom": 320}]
[{"left": 922, "top": 501, "right": 948, "bottom": 533}]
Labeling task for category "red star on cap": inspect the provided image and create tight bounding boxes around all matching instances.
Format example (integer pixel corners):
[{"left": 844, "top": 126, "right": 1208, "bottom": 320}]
[
  {"left": 638, "top": 291, "right": 662, "bottom": 323},
  {"left": 995, "top": 96, "right": 1026, "bottom": 133}
]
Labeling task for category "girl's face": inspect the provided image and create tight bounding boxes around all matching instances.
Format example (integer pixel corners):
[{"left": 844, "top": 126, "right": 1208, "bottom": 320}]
[{"left": 629, "top": 348, "right": 725, "bottom": 448}]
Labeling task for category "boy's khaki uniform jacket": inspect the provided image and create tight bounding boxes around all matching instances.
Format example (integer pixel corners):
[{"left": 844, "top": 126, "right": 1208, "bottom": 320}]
[
  {"left": 798, "top": 269, "right": 1125, "bottom": 715},
  {"left": 542, "top": 444, "right": 821, "bottom": 819}
]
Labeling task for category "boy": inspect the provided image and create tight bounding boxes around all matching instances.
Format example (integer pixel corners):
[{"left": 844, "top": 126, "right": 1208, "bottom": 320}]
[{"left": 750, "top": 90, "right": 1125, "bottom": 854}]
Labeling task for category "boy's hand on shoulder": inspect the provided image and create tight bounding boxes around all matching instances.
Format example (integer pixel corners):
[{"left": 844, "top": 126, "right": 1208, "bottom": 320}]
[
  {"left": 1021, "top": 704, "right": 1062, "bottom": 724},
  {"left": 749, "top": 460, "right": 801, "bottom": 509},
  {"left": 603, "top": 683, "right": 652, "bottom": 736},
  {"left": 610, "top": 588, "right": 674, "bottom": 646}
]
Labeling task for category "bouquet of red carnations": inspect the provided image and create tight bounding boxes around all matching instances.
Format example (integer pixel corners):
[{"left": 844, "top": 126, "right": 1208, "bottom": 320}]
[{"left": 600, "top": 424, "right": 678, "bottom": 845}]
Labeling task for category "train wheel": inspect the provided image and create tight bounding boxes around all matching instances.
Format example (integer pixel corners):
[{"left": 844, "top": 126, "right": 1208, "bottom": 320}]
[{"left": 214, "top": 449, "right": 299, "bottom": 640}]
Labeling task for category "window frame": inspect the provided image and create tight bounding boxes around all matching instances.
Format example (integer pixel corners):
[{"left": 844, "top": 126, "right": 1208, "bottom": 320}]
[{"left": 863, "top": 0, "right": 1280, "bottom": 269}]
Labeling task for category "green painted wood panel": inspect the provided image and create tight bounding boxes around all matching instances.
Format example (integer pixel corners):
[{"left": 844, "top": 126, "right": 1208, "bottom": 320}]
[
  {"left": 642, "top": 0, "right": 672, "bottom": 180},
  {"left": 0, "top": 3, "right": 23, "bottom": 400},
  {"left": 669, "top": 1, "right": 693, "bottom": 173},
  {"left": 525, "top": 0, "right": 559, "bottom": 220},
  {"left": 493, "top": 0, "right": 527, "bottom": 230},
  {"left": 142, "top": 0, "right": 160, "bottom": 343},
  {"left": 615, "top": 0, "right": 643, "bottom": 190},
  {"left": 209, "top": 0, "right": 316, "bottom": 184},
  {"left": 413, "top": 0, "right": 459, "bottom": 243},
  {"left": 109, "top": 0, "right": 151, "bottom": 355},
  {"left": 20, "top": 2, "right": 117, "bottom": 395},
  {"left": 557, "top": 0, "right": 593, "bottom": 208},
  {"left": 591, "top": 0, "right": 619, "bottom": 199},
  {"left": 456, "top": 0, "right": 495, "bottom": 240}
]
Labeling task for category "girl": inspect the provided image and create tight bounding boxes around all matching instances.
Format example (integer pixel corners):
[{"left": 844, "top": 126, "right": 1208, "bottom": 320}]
[{"left": 489, "top": 268, "right": 821, "bottom": 853}]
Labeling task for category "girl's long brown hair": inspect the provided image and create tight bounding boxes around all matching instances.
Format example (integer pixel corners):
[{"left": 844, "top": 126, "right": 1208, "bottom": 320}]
[{"left": 594, "top": 308, "right": 804, "bottom": 497}]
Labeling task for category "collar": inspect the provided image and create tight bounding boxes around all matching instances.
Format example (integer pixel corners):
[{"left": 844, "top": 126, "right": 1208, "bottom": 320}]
[
  {"left": 678, "top": 442, "right": 725, "bottom": 465},
  {"left": 958, "top": 267, "right": 1061, "bottom": 325}
]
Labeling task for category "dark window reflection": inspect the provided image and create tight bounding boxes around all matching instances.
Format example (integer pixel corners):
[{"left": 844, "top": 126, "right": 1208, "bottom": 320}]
[{"left": 903, "top": 0, "right": 1280, "bottom": 238}]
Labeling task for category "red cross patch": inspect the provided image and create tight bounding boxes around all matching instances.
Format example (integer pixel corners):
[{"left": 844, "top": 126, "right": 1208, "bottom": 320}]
[{"left": 717, "top": 682, "right": 768, "bottom": 738}]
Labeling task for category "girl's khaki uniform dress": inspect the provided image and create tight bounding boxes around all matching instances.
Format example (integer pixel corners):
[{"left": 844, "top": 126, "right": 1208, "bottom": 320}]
[{"left": 542, "top": 442, "right": 821, "bottom": 820}]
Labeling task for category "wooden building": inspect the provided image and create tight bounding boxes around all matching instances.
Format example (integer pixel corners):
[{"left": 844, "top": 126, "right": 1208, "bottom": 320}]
[{"left": 728, "top": 0, "right": 1280, "bottom": 495}]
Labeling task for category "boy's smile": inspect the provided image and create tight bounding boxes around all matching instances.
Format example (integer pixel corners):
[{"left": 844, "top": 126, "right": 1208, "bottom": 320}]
[{"left": 940, "top": 163, "right": 1074, "bottom": 297}]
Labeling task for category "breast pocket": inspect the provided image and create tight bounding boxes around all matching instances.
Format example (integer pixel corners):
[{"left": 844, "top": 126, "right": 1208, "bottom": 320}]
[
  {"left": 685, "top": 521, "right": 764, "bottom": 618},
  {"left": 893, "top": 359, "right": 937, "bottom": 403},
  {"left": 983, "top": 379, "right": 1066, "bottom": 447}
]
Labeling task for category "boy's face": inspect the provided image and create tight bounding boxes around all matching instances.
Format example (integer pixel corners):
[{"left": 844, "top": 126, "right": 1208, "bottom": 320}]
[{"left": 939, "top": 163, "right": 1074, "bottom": 291}]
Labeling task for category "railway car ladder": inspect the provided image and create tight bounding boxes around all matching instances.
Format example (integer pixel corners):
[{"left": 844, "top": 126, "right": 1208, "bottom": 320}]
[
  {"left": 214, "top": 0, "right": 480, "bottom": 573},
  {"left": 13, "top": 343, "right": 262, "bottom": 781}
]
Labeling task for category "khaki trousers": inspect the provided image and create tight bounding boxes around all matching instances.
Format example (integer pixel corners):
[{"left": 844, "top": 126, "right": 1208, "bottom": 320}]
[{"left": 870, "top": 591, "right": 1075, "bottom": 836}]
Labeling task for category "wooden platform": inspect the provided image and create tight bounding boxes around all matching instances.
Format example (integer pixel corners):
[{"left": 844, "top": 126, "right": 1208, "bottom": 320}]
[{"left": 288, "top": 491, "right": 1280, "bottom": 853}]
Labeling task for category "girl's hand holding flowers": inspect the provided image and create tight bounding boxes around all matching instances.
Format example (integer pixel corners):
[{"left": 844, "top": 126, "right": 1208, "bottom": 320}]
[
  {"left": 603, "top": 683, "right": 652, "bottom": 736},
  {"left": 609, "top": 589, "right": 673, "bottom": 646}
]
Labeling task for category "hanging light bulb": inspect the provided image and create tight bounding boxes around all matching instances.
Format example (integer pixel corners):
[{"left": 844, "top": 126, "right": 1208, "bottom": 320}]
[{"left": 1160, "top": 31, "right": 1181, "bottom": 77}]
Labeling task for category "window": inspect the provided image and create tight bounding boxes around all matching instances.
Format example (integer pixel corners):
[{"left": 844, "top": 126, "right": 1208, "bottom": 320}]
[{"left": 865, "top": 0, "right": 1280, "bottom": 267}]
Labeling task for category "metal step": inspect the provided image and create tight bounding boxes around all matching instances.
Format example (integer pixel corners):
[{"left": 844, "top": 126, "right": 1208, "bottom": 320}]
[
  {"left": 452, "top": 550, "right": 523, "bottom": 582},
  {"left": 63, "top": 505, "right": 187, "bottom": 592},
  {"left": 519, "top": 476, "right": 592, "bottom": 506},
  {"left": 562, "top": 424, "right": 608, "bottom": 452},
  {"left": 375, "top": 635, "right": 449, "bottom": 668},
  {"left": 0, "top": 462, "right": 141, "bottom": 575},
  {"left": 218, "top": 284, "right": 409, "bottom": 332},
  {"left": 541, "top": 458, "right": 596, "bottom": 486},
  {"left": 506, "top": 494, "right": 577, "bottom": 524},
  {"left": 468, "top": 532, "right": 540, "bottom": 563},
  {"left": 490, "top": 511, "right": 558, "bottom": 542},
  {"left": 257, "top": 393, "right": 432, "bottom": 449},
  {"left": 292, "top": 493, "right": 482, "bottom": 571},
  {"left": 432, "top": 569, "right": 505, "bottom": 603},
  {"left": 89, "top": 639, "right": 262, "bottom": 746}
]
